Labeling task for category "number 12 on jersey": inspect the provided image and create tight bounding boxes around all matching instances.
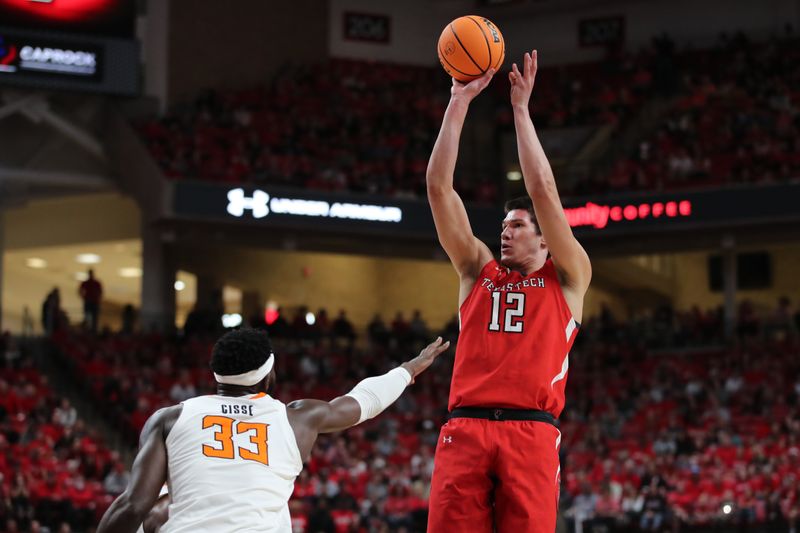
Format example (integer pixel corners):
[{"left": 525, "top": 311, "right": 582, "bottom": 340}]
[
  {"left": 488, "top": 292, "right": 525, "bottom": 333},
  {"left": 202, "top": 415, "right": 270, "bottom": 465}
]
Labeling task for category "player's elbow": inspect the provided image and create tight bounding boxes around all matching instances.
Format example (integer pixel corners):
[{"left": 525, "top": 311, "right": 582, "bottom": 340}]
[
  {"left": 99, "top": 493, "right": 147, "bottom": 533},
  {"left": 122, "top": 492, "right": 152, "bottom": 524},
  {"left": 526, "top": 175, "right": 557, "bottom": 200},
  {"left": 426, "top": 181, "right": 452, "bottom": 200}
]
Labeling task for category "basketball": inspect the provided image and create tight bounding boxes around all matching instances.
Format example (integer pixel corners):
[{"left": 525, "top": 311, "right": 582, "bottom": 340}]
[{"left": 437, "top": 16, "right": 505, "bottom": 83}]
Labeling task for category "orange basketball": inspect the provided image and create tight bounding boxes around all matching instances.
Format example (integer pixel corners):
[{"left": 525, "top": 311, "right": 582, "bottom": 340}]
[{"left": 437, "top": 16, "right": 505, "bottom": 83}]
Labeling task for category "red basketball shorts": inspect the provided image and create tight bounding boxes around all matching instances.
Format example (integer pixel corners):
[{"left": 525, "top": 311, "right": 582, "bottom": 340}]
[{"left": 427, "top": 417, "right": 562, "bottom": 533}]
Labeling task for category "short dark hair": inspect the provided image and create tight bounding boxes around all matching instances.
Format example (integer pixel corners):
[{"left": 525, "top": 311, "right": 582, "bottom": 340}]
[
  {"left": 210, "top": 328, "right": 273, "bottom": 376},
  {"left": 504, "top": 196, "right": 542, "bottom": 235}
]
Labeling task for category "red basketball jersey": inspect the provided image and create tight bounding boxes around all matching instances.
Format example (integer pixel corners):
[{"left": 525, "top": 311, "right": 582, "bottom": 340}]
[{"left": 448, "top": 258, "right": 579, "bottom": 417}]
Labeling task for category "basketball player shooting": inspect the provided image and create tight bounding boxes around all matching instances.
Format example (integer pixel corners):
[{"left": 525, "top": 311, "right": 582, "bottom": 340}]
[
  {"left": 97, "top": 328, "right": 449, "bottom": 533},
  {"left": 426, "top": 50, "right": 592, "bottom": 532}
]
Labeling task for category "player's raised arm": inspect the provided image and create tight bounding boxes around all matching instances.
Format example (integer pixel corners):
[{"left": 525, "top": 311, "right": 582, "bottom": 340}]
[
  {"left": 97, "top": 407, "right": 174, "bottom": 533},
  {"left": 510, "top": 50, "right": 591, "bottom": 293},
  {"left": 287, "top": 337, "right": 450, "bottom": 459},
  {"left": 427, "top": 72, "right": 495, "bottom": 279}
]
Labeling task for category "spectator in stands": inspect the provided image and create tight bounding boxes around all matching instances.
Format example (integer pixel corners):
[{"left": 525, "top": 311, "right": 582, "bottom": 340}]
[
  {"left": 41, "top": 288, "right": 61, "bottom": 335},
  {"left": 53, "top": 399, "right": 77, "bottom": 428},
  {"left": 21, "top": 306, "right": 34, "bottom": 337},
  {"left": 367, "top": 313, "right": 390, "bottom": 347},
  {"left": 306, "top": 497, "right": 335, "bottom": 533},
  {"left": 737, "top": 300, "right": 760, "bottom": 338},
  {"left": 169, "top": 370, "right": 197, "bottom": 403},
  {"left": 8, "top": 474, "right": 32, "bottom": 526},
  {"left": 765, "top": 296, "right": 797, "bottom": 340},
  {"left": 65, "top": 476, "right": 94, "bottom": 529},
  {"left": 639, "top": 484, "right": 669, "bottom": 530},
  {"left": 565, "top": 482, "right": 598, "bottom": 532},
  {"left": 267, "top": 307, "right": 290, "bottom": 338},
  {"left": 331, "top": 309, "right": 356, "bottom": 346},
  {"left": 121, "top": 304, "right": 137, "bottom": 335},
  {"left": 391, "top": 312, "right": 410, "bottom": 346},
  {"left": 1, "top": 331, "right": 21, "bottom": 368},
  {"left": 409, "top": 310, "right": 429, "bottom": 345},
  {"left": 103, "top": 462, "right": 130, "bottom": 496},
  {"left": 591, "top": 483, "right": 622, "bottom": 530},
  {"left": 78, "top": 270, "right": 103, "bottom": 335},
  {"left": 315, "top": 308, "right": 332, "bottom": 340}
]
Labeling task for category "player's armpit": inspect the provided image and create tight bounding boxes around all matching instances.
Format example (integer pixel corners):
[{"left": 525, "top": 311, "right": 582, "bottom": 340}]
[
  {"left": 530, "top": 180, "right": 592, "bottom": 293},
  {"left": 287, "top": 398, "right": 361, "bottom": 461}
]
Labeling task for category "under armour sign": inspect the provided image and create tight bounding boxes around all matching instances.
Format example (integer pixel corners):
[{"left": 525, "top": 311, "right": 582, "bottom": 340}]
[
  {"left": 224, "top": 188, "right": 403, "bottom": 223},
  {"left": 227, "top": 188, "right": 270, "bottom": 218}
]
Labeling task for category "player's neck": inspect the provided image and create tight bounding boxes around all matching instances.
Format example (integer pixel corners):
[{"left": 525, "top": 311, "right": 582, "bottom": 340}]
[
  {"left": 216, "top": 384, "right": 259, "bottom": 397},
  {"left": 513, "top": 255, "right": 547, "bottom": 277}
]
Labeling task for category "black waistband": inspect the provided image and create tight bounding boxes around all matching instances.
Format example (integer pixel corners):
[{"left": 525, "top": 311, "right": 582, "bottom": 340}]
[{"left": 448, "top": 407, "right": 556, "bottom": 425}]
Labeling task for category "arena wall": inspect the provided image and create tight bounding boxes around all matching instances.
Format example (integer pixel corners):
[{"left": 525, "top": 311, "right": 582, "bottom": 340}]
[
  {"left": 164, "top": 0, "right": 329, "bottom": 103},
  {"left": 329, "top": 0, "right": 799, "bottom": 66}
]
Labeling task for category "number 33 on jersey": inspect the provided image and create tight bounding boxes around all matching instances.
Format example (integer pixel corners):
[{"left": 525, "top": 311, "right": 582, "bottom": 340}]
[{"left": 201, "top": 415, "right": 270, "bottom": 465}]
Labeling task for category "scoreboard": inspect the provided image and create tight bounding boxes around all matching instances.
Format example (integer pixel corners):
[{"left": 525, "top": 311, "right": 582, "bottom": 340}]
[{"left": 0, "top": 0, "right": 139, "bottom": 95}]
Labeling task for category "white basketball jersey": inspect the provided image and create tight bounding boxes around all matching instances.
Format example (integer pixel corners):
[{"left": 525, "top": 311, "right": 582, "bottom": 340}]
[{"left": 161, "top": 393, "right": 303, "bottom": 533}]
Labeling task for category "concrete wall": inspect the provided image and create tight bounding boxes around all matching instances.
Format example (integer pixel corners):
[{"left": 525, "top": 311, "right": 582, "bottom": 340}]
[
  {"left": 672, "top": 244, "right": 800, "bottom": 313},
  {"left": 4, "top": 194, "right": 140, "bottom": 250},
  {"left": 182, "top": 248, "right": 461, "bottom": 330},
  {"left": 329, "top": 0, "right": 799, "bottom": 66},
  {"left": 165, "top": 0, "right": 329, "bottom": 103}
]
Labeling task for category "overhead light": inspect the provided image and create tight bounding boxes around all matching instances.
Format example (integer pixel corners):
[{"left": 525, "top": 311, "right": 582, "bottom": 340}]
[
  {"left": 305, "top": 312, "right": 316, "bottom": 326},
  {"left": 506, "top": 171, "right": 522, "bottom": 181},
  {"left": 118, "top": 267, "right": 142, "bottom": 278},
  {"left": 174, "top": 280, "right": 186, "bottom": 291},
  {"left": 74, "top": 272, "right": 89, "bottom": 282},
  {"left": 76, "top": 253, "right": 101, "bottom": 265},
  {"left": 222, "top": 313, "right": 242, "bottom": 328},
  {"left": 26, "top": 258, "right": 48, "bottom": 269}
]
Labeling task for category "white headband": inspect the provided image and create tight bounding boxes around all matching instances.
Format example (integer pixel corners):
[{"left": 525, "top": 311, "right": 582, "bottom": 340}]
[{"left": 214, "top": 353, "right": 274, "bottom": 386}]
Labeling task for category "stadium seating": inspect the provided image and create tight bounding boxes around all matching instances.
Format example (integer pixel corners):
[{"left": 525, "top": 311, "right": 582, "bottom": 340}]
[
  {"left": 0, "top": 347, "right": 119, "bottom": 532},
  {"left": 569, "top": 32, "right": 800, "bottom": 197},
  {"left": 46, "top": 300, "right": 800, "bottom": 531},
  {"left": 137, "top": 32, "right": 799, "bottom": 203}
]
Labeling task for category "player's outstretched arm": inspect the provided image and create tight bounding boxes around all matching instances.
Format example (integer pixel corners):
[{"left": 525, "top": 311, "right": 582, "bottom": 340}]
[
  {"left": 288, "top": 337, "right": 450, "bottom": 459},
  {"left": 97, "top": 408, "right": 173, "bottom": 533},
  {"left": 427, "top": 73, "right": 495, "bottom": 280},
  {"left": 510, "top": 50, "right": 591, "bottom": 294}
]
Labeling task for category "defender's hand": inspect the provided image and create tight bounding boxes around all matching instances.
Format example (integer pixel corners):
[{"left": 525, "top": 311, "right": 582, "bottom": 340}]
[
  {"left": 509, "top": 50, "right": 538, "bottom": 109},
  {"left": 451, "top": 69, "right": 496, "bottom": 103},
  {"left": 401, "top": 337, "right": 451, "bottom": 384}
]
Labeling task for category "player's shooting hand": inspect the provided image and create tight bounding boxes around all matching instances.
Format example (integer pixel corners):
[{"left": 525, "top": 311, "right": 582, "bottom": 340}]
[
  {"left": 401, "top": 337, "right": 451, "bottom": 384},
  {"left": 451, "top": 69, "right": 496, "bottom": 103},
  {"left": 509, "top": 50, "right": 538, "bottom": 109}
]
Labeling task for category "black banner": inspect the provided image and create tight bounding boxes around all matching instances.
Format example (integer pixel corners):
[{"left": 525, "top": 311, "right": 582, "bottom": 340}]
[
  {"left": 171, "top": 181, "right": 800, "bottom": 242},
  {"left": 0, "top": 27, "right": 138, "bottom": 95}
]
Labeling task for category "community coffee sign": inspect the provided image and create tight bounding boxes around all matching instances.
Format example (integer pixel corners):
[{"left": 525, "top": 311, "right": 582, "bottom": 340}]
[{"left": 565, "top": 199, "right": 692, "bottom": 229}]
